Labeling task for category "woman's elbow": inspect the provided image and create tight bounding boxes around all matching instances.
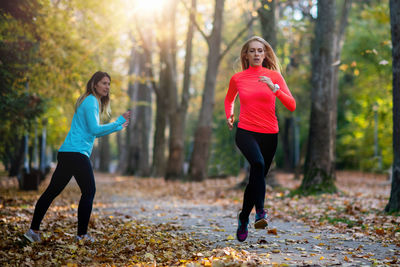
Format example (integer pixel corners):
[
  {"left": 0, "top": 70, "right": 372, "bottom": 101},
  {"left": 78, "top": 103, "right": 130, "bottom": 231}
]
[
  {"left": 88, "top": 127, "right": 100, "bottom": 136},
  {"left": 289, "top": 102, "right": 296, "bottom": 112}
]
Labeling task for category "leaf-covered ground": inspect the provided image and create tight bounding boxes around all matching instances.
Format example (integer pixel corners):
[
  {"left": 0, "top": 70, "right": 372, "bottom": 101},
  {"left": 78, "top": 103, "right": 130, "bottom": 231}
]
[{"left": 1, "top": 170, "right": 399, "bottom": 266}]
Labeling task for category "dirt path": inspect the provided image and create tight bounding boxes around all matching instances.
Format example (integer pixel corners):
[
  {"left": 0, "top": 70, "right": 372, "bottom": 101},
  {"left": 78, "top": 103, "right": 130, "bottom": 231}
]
[{"left": 95, "top": 174, "right": 400, "bottom": 266}]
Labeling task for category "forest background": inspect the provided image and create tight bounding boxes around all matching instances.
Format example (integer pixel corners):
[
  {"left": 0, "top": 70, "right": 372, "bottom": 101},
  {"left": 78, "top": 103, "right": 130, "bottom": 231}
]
[{"left": 0, "top": 0, "right": 395, "bottom": 191}]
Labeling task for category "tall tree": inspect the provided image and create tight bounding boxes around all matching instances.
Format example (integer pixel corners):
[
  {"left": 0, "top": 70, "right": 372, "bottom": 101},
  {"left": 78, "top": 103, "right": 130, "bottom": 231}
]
[
  {"left": 188, "top": 0, "right": 255, "bottom": 181},
  {"left": 385, "top": 0, "right": 400, "bottom": 212},
  {"left": 331, "top": 0, "right": 352, "bottom": 173},
  {"left": 151, "top": 0, "right": 179, "bottom": 177},
  {"left": 188, "top": 0, "right": 225, "bottom": 181},
  {"left": 165, "top": 0, "right": 196, "bottom": 180},
  {"left": 300, "top": 0, "right": 337, "bottom": 193},
  {"left": 98, "top": 129, "right": 110, "bottom": 172},
  {"left": 125, "top": 36, "right": 153, "bottom": 176}
]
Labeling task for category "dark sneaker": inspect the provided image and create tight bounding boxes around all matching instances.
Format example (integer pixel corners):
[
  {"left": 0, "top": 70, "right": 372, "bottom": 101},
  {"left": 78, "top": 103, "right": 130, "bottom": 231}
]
[
  {"left": 76, "top": 234, "right": 95, "bottom": 243},
  {"left": 23, "top": 229, "right": 41, "bottom": 243},
  {"left": 236, "top": 212, "right": 249, "bottom": 242},
  {"left": 254, "top": 209, "right": 268, "bottom": 229}
]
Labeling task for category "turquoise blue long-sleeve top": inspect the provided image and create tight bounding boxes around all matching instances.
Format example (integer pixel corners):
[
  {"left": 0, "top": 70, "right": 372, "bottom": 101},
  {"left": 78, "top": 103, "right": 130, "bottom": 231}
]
[{"left": 59, "top": 94, "right": 126, "bottom": 157}]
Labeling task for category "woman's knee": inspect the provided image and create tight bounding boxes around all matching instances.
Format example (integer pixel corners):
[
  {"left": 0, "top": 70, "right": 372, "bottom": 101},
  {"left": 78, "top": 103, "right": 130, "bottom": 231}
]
[
  {"left": 251, "top": 160, "right": 265, "bottom": 172},
  {"left": 82, "top": 186, "right": 96, "bottom": 200}
]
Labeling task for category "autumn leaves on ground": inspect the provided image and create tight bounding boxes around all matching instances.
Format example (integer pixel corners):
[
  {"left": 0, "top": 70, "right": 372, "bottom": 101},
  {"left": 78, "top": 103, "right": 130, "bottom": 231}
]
[{"left": 1, "top": 171, "right": 399, "bottom": 266}]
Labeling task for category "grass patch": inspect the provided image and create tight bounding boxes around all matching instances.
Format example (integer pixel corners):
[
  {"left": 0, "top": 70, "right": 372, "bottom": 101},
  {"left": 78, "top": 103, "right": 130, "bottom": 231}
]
[{"left": 320, "top": 215, "right": 359, "bottom": 228}]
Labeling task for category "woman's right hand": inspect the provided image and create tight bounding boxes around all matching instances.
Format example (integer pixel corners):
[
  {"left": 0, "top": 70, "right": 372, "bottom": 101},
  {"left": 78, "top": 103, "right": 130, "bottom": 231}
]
[{"left": 227, "top": 114, "right": 234, "bottom": 130}]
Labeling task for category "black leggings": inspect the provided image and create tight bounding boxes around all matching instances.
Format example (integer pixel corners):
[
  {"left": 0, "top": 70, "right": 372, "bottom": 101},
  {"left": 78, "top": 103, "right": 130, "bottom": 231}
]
[
  {"left": 30, "top": 152, "right": 96, "bottom": 236},
  {"left": 235, "top": 128, "right": 278, "bottom": 221}
]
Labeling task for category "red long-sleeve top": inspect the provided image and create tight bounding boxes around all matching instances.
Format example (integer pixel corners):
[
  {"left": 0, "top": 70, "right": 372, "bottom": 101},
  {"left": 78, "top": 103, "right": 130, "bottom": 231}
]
[{"left": 224, "top": 65, "right": 296, "bottom": 133}]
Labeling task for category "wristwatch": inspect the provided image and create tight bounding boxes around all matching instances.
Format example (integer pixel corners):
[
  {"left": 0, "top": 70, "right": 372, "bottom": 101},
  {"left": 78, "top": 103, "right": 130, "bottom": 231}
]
[{"left": 273, "top": 84, "right": 280, "bottom": 93}]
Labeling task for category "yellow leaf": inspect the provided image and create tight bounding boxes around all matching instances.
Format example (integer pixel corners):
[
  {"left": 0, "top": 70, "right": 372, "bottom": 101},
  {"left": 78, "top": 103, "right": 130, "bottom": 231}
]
[
  {"left": 144, "top": 253, "right": 154, "bottom": 261},
  {"left": 339, "top": 64, "right": 348, "bottom": 71},
  {"left": 226, "top": 235, "right": 235, "bottom": 240},
  {"left": 67, "top": 244, "right": 78, "bottom": 253}
]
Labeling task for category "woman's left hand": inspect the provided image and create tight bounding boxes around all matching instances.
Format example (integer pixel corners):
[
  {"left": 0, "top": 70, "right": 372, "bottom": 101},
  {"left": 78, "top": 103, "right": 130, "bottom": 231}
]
[
  {"left": 122, "top": 110, "right": 131, "bottom": 120},
  {"left": 258, "top": 76, "right": 274, "bottom": 91}
]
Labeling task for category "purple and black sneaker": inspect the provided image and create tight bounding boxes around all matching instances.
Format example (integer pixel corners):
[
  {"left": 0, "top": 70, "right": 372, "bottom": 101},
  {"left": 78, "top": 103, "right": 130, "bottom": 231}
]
[
  {"left": 254, "top": 209, "right": 268, "bottom": 229},
  {"left": 236, "top": 212, "right": 249, "bottom": 242}
]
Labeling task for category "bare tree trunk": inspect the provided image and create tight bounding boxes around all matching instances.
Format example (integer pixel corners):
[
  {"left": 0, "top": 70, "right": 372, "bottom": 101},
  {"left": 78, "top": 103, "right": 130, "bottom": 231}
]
[
  {"left": 125, "top": 36, "right": 153, "bottom": 176},
  {"left": 117, "top": 42, "right": 137, "bottom": 175},
  {"left": 166, "top": 0, "right": 196, "bottom": 180},
  {"left": 188, "top": 0, "right": 225, "bottom": 181},
  {"left": 150, "top": 0, "right": 179, "bottom": 178},
  {"left": 331, "top": 0, "right": 352, "bottom": 174},
  {"left": 301, "top": 0, "right": 337, "bottom": 193},
  {"left": 98, "top": 133, "right": 110, "bottom": 172},
  {"left": 258, "top": 0, "right": 277, "bottom": 49},
  {"left": 90, "top": 141, "right": 99, "bottom": 170},
  {"left": 385, "top": 0, "right": 400, "bottom": 212},
  {"left": 130, "top": 84, "right": 152, "bottom": 176},
  {"left": 152, "top": 97, "right": 168, "bottom": 177},
  {"left": 117, "top": 130, "right": 127, "bottom": 173}
]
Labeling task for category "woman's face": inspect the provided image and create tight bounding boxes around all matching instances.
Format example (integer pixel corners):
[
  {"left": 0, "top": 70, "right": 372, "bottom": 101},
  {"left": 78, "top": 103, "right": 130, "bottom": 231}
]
[
  {"left": 94, "top": 76, "right": 110, "bottom": 97},
  {"left": 246, "top": 41, "right": 265, "bottom": 67}
]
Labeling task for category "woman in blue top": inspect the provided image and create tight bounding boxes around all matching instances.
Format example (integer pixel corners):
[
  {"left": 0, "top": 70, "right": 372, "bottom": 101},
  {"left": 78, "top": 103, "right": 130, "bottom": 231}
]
[{"left": 24, "top": 71, "right": 131, "bottom": 243}]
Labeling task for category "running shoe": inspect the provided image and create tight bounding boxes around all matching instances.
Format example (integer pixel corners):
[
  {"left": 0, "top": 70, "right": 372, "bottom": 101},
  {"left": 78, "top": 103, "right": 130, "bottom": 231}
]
[
  {"left": 76, "top": 234, "right": 95, "bottom": 243},
  {"left": 236, "top": 211, "right": 249, "bottom": 242},
  {"left": 254, "top": 209, "right": 268, "bottom": 229},
  {"left": 23, "top": 229, "right": 41, "bottom": 243}
]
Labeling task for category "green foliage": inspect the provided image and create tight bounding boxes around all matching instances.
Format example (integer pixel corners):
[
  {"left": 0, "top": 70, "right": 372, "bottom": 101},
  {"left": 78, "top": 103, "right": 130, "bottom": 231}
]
[
  {"left": 0, "top": 0, "right": 130, "bottom": 173},
  {"left": 336, "top": 2, "right": 392, "bottom": 172},
  {"left": 208, "top": 117, "right": 243, "bottom": 177},
  {"left": 0, "top": 3, "right": 47, "bottom": 167}
]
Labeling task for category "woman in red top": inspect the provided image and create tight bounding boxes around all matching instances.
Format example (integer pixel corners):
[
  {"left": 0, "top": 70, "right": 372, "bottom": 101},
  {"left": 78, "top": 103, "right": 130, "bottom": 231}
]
[{"left": 225, "top": 36, "right": 296, "bottom": 242}]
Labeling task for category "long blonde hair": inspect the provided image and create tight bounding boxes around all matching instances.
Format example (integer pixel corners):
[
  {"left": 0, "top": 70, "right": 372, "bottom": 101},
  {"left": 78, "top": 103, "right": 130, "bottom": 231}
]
[
  {"left": 75, "top": 71, "right": 111, "bottom": 117},
  {"left": 240, "top": 36, "right": 281, "bottom": 72}
]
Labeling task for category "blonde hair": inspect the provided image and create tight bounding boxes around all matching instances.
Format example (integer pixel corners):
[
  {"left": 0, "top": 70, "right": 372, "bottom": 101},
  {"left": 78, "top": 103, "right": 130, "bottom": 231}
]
[
  {"left": 240, "top": 36, "right": 281, "bottom": 72},
  {"left": 75, "top": 71, "right": 111, "bottom": 117}
]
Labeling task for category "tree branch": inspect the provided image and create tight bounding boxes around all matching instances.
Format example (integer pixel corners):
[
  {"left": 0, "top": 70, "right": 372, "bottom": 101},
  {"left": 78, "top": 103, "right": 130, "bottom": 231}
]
[
  {"left": 336, "top": 0, "right": 352, "bottom": 50},
  {"left": 135, "top": 21, "right": 159, "bottom": 96},
  {"left": 180, "top": 0, "right": 209, "bottom": 44},
  {"left": 219, "top": 16, "right": 257, "bottom": 62}
]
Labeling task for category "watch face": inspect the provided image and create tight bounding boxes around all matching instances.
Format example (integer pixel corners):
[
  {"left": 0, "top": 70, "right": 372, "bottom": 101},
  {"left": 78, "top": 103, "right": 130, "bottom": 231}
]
[{"left": 274, "top": 84, "right": 280, "bottom": 90}]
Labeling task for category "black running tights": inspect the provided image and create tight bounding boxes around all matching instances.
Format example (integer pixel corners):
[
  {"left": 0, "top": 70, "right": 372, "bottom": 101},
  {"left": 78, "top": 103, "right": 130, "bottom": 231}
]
[
  {"left": 235, "top": 128, "right": 278, "bottom": 221},
  {"left": 30, "top": 152, "right": 96, "bottom": 236}
]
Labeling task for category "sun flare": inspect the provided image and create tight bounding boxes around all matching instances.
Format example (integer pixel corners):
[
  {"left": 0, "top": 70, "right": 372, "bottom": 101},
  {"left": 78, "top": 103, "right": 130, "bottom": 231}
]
[{"left": 135, "top": 0, "right": 167, "bottom": 14}]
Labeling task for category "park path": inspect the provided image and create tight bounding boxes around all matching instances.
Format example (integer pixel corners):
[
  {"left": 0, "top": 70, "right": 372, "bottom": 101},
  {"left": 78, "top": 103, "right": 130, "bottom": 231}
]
[{"left": 92, "top": 174, "right": 400, "bottom": 266}]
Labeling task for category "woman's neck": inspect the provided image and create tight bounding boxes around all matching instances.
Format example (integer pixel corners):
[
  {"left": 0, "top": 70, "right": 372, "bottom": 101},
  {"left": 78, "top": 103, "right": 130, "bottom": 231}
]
[{"left": 248, "top": 65, "right": 263, "bottom": 71}]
